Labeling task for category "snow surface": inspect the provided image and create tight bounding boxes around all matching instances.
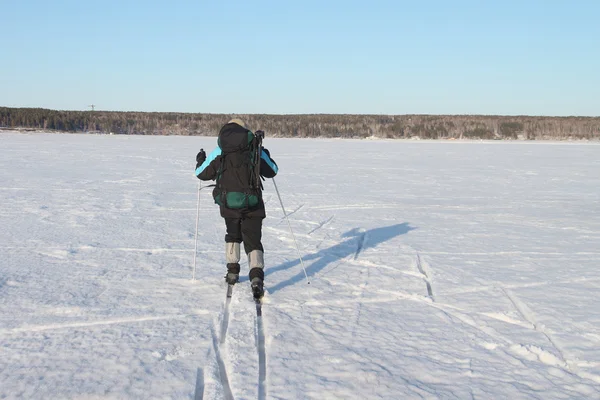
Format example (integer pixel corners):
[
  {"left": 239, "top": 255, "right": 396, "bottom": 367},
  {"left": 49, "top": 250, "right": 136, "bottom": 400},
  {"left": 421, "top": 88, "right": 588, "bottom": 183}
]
[{"left": 1, "top": 131, "right": 600, "bottom": 399}]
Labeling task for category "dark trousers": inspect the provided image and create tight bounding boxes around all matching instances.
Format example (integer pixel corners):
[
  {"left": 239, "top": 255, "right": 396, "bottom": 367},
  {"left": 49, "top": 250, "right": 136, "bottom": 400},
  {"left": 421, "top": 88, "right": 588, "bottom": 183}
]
[{"left": 225, "top": 217, "right": 264, "bottom": 255}]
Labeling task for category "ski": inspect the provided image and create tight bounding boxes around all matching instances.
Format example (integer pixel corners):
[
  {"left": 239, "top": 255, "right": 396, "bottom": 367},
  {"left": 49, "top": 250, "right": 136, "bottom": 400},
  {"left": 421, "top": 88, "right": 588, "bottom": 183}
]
[
  {"left": 255, "top": 297, "right": 262, "bottom": 317},
  {"left": 255, "top": 294, "right": 266, "bottom": 399}
]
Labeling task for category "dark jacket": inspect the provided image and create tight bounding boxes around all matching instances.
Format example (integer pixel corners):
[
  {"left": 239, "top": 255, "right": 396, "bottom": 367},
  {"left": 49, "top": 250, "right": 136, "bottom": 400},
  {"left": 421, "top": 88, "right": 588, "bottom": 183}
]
[{"left": 195, "top": 123, "right": 278, "bottom": 218}]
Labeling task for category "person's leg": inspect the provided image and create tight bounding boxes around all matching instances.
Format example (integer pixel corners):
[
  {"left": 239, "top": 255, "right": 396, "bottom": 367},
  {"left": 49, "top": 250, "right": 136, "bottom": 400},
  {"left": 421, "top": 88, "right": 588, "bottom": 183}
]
[
  {"left": 224, "top": 218, "right": 242, "bottom": 283},
  {"left": 241, "top": 217, "right": 265, "bottom": 297},
  {"left": 240, "top": 217, "right": 264, "bottom": 254}
]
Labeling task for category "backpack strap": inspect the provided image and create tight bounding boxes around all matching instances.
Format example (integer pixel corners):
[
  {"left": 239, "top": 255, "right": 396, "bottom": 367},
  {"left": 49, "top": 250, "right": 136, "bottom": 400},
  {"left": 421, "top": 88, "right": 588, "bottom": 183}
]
[{"left": 251, "top": 132, "right": 263, "bottom": 190}]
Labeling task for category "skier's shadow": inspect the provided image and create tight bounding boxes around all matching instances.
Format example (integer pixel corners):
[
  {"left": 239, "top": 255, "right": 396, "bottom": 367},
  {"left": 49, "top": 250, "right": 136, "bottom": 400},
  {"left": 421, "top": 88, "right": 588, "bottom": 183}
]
[{"left": 267, "top": 223, "right": 416, "bottom": 294}]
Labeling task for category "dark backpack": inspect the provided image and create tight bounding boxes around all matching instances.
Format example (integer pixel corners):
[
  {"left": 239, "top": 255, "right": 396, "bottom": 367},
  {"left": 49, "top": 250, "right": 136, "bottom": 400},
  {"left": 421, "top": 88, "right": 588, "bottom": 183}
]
[{"left": 213, "top": 127, "right": 262, "bottom": 209}]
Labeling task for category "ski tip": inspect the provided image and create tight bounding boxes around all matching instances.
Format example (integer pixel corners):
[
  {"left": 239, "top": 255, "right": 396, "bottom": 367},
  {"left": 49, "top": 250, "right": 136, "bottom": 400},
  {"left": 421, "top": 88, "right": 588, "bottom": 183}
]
[
  {"left": 253, "top": 293, "right": 264, "bottom": 301},
  {"left": 254, "top": 288, "right": 267, "bottom": 301}
]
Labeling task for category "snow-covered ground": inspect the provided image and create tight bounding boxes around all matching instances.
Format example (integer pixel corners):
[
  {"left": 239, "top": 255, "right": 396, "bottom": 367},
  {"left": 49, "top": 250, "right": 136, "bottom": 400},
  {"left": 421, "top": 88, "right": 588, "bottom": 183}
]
[{"left": 1, "top": 131, "right": 599, "bottom": 399}]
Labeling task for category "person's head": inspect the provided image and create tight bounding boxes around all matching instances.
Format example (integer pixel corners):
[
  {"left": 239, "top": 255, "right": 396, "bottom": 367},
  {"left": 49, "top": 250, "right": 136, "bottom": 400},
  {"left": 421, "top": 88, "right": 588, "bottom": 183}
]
[
  {"left": 228, "top": 118, "right": 246, "bottom": 129},
  {"left": 218, "top": 118, "right": 252, "bottom": 150}
]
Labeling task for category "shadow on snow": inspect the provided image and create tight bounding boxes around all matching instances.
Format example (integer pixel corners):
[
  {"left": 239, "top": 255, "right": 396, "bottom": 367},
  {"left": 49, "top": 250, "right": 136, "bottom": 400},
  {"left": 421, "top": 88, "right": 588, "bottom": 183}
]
[{"left": 267, "top": 223, "right": 416, "bottom": 294}]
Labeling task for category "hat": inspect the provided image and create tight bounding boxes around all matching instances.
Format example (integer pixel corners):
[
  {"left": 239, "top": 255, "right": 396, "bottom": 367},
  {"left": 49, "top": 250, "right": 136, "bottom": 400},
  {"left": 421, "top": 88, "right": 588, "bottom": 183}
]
[{"left": 228, "top": 118, "right": 246, "bottom": 128}]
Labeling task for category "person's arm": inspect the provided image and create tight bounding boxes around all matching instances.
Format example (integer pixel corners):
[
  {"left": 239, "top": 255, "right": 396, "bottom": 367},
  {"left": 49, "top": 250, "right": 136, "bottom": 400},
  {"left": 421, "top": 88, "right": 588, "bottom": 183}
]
[
  {"left": 260, "top": 147, "right": 278, "bottom": 178},
  {"left": 195, "top": 147, "right": 222, "bottom": 181}
]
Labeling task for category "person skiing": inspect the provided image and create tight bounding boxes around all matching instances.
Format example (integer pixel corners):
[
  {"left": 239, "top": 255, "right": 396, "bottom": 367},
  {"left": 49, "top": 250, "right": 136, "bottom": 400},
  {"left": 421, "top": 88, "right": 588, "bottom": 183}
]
[{"left": 195, "top": 119, "right": 278, "bottom": 299}]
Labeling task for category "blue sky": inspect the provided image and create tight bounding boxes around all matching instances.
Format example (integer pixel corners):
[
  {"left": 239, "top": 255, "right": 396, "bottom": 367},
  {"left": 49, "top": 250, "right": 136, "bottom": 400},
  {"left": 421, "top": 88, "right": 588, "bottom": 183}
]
[{"left": 2, "top": 0, "right": 599, "bottom": 115}]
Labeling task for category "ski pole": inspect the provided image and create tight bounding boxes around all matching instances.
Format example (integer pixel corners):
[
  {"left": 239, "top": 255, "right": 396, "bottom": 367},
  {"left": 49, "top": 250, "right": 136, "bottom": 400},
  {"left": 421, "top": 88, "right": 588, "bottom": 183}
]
[
  {"left": 192, "top": 180, "right": 201, "bottom": 281},
  {"left": 272, "top": 177, "right": 310, "bottom": 284}
]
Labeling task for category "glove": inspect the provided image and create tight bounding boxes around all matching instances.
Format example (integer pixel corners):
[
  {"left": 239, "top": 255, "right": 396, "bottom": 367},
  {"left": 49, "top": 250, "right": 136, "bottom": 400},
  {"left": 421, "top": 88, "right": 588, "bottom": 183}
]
[{"left": 196, "top": 149, "right": 206, "bottom": 164}]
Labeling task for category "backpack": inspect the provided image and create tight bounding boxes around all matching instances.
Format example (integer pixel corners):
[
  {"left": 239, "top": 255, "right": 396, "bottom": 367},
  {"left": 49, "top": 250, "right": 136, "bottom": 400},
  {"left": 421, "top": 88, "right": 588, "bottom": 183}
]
[{"left": 213, "top": 127, "right": 262, "bottom": 209}]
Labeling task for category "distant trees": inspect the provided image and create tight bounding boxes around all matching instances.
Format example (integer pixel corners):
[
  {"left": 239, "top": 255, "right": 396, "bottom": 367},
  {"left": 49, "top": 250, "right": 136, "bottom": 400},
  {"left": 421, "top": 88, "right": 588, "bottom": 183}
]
[
  {"left": 499, "top": 122, "right": 524, "bottom": 139},
  {"left": 1, "top": 107, "right": 599, "bottom": 140}
]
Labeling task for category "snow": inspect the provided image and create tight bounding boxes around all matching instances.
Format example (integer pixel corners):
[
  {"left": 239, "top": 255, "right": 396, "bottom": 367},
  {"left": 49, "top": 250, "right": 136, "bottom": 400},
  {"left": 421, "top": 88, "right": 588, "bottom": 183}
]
[{"left": 1, "top": 131, "right": 599, "bottom": 399}]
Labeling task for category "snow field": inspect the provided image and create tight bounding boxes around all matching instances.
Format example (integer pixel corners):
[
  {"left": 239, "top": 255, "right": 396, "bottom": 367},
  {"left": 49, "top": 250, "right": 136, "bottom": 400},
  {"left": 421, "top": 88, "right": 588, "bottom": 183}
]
[{"left": 1, "top": 132, "right": 599, "bottom": 399}]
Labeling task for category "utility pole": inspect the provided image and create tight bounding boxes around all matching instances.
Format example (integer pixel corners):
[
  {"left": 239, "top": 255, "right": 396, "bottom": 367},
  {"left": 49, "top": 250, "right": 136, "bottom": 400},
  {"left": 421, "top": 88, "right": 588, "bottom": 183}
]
[{"left": 87, "top": 105, "right": 97, "bottom": 133}]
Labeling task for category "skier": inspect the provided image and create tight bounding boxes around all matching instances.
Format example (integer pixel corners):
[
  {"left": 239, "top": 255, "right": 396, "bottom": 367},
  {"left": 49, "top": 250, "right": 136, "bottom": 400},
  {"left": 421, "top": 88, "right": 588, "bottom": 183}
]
[{"left": 195, "top": 119, "right": 278, "bottom": 299}]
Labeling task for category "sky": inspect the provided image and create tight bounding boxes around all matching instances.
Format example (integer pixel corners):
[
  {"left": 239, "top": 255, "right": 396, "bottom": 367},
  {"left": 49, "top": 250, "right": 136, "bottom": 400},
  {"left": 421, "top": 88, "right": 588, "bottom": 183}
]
[{"left": 1, "top": 0, "right": 599, "bottom": 116}]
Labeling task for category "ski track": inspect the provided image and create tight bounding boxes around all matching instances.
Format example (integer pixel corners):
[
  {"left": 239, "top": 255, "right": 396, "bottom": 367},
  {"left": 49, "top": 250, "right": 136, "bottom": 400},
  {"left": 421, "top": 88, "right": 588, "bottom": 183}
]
[
  {"left": 210, "top": 324, "right": 234, "bottom": 400},
  {"left": 418, "top": 251, "right": 600, "bottom": 257},
  {"left": 377, "top": 283, "right": 600, "bottom": 385},
  {"left": 416, "top": 253, "right": 435, "bottom": 301},
  {"left": 219, "top": 286, "right": 233, "bottom": 344},
  {"left": 502, "top": 288, "right": 570, "bottom": 368},
  {"left": 351, "top": 258, "right": 423, "bottom": 278},
  {"left": 264, "top": 225, "right": 315, "bottom": 240},
  {"left": 405, "top": 294, "right": 574, "bottom": 376},
  {"left": 4, "top": 244, "right": 197, "bottom": 254},
  {"left": 353, "top": 232, "right": 367, "bottom": 260},
  {"left": 311, "top": 279, "right": 520, "bottom": 348},
  {"left": 369, "top": 283, "right": 591, "bottom": 344},
  {"left": 350, "top": 265, "right": 371, "bottom": 339},
  {"left": 212, "top": 284, "right": 267, "bottom": 400},
  {"left": 280, "top": 203, "right": 304, "bottom": 220},
  {"left": 310, "top": 203, "right": 402, "bottom": 211},
  {"left": 309, "top": 254, "right": 598, "bottom": 375},
  {"left": 307, "top": 215, "right": 334, "bottom": 235},
  {"left": 443, "top": 276, "right": 600, "bottom": 296},
  {"left": 0, "top": 313, "right": 210, "bottom": 335},
  {"left": 256, "top": 303, "right": 267, "bottom": 400},
  {"left": 194, "top": 368, "right": 204, "bottom": 400}
]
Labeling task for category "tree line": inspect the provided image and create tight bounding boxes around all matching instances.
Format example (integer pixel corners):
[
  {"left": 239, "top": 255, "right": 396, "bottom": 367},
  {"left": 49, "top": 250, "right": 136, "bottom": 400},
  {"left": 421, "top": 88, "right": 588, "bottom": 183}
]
[{"left": 1, "top": 107, "right": 599, "bottom": 140}]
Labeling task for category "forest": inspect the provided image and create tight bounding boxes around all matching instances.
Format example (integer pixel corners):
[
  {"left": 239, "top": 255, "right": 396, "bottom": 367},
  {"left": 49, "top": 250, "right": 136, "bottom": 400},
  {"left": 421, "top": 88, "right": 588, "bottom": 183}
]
[{"left": 1, "top": 107, "right": 599, "bottom": 140}]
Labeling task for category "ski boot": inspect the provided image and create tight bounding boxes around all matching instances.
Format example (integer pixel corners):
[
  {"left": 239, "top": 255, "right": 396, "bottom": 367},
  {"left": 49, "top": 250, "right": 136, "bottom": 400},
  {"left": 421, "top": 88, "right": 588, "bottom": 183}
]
[
  {"left": 225, "top": 263, "right": 240, "bottom": 285},
  {"left": 251, "top": 277, "right": 264, "bottom": 300},
  {"left": 248, "top": 251, "right": 265, "bottom": 299},
  {"left": 225, "top": 242, "right": 241, "bottom": 284}
]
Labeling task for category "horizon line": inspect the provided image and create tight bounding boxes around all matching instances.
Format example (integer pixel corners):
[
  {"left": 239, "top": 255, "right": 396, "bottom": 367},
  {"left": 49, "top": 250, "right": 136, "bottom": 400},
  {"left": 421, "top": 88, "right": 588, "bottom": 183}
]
[{"left": 1, "top": 105, "right": 599, "bottom": 119}]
